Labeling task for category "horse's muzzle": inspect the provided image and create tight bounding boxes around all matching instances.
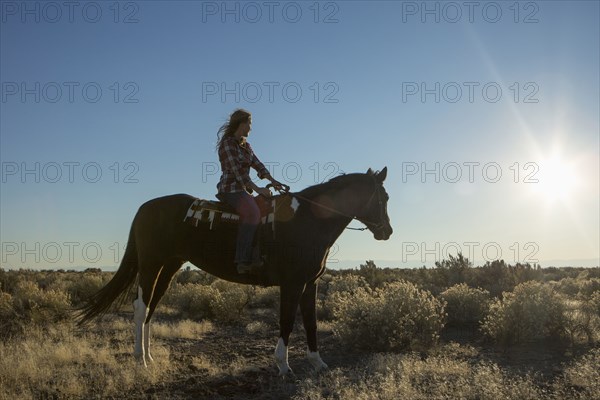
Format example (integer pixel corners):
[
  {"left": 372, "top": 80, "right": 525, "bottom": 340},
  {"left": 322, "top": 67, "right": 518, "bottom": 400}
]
[{"left": 374, "top": 226, "right": 393, "bottom": 240}]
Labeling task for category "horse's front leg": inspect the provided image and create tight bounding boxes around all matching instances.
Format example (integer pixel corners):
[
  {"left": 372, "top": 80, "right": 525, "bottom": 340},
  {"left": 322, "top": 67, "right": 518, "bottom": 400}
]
[
  {"left": 275, "top": 283, "right": 304, "bottom": 375},
  {"left": 300, "top": 280, "right": 328, "bottom": 372}
]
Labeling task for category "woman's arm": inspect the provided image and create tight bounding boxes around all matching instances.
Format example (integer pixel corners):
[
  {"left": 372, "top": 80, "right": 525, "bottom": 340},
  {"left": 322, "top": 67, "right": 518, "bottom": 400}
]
[{"left": 248, "top": 144, "right": 285, "bottom": 194}]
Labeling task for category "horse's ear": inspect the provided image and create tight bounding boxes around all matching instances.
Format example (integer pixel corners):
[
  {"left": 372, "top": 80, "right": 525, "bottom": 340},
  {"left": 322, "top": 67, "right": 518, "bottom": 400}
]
[
  {"left": 367, "top": 168, "right": 374, "bottom": 175},
  {"left": 376, "top": 166, "right": 388, "bottom": 182}
]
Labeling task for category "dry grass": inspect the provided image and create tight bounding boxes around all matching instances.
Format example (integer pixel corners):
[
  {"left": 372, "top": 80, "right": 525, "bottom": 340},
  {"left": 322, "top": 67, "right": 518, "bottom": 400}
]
[
  {"left": 152, "top": 319, "right": 214, "bottom": 339},
  {"left": 0, "top": 323, "right": 172, "bottom": 399},
  {"left": 246, "top": 320, "right": 269, "bottom": 335},
  {"left": 294, "top": 343, "right": 600, "bottom": 400},
  {"left": 294, "top": 344, "right": 546, "bottom": 400},
  {"left": 190, "top": 354, "right": 223, "bottom": 376},
  {"left": 189, "top": 353, "right": 262, "bottom": 378}
]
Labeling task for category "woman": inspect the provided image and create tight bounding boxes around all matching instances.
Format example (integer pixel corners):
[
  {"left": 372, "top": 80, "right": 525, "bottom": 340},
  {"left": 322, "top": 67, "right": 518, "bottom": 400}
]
[{"left": 215, "top": 109, "right": 284, "bottom": 274}]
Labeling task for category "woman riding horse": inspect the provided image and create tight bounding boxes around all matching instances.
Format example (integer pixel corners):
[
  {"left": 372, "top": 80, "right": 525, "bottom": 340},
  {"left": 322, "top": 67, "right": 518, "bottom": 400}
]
[
  {"left": 215, "top": 109, "right": 285, "bottom": 274},
  {"left": 77, "top": 155, "right": 393, "bottom": 375}
]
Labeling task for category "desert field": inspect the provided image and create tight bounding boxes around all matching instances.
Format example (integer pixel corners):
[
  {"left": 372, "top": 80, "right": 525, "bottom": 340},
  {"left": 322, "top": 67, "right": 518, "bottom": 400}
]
[{"left": 1, "top": 259, "right": 599, "bottom": 399}]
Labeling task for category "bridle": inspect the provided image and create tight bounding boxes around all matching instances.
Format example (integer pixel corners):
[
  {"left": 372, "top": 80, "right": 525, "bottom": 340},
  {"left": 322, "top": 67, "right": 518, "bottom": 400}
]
[
  {"left": 278, "top": 180, "right": 388, "bottom": 232},
  {"left": 352, "top": 182, "right": 387, "bottom": 231}
]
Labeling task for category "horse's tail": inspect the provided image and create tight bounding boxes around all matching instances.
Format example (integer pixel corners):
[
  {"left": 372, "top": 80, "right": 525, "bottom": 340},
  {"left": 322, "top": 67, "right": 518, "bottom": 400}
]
[{"left": 76, "top": 222, "right": 138, "bottom": 326}]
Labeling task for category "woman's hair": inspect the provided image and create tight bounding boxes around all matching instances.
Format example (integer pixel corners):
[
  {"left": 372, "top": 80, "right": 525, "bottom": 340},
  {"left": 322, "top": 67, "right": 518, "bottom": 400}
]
[{"left": 216, "top": 108, "right": 251, "bottom": 150}]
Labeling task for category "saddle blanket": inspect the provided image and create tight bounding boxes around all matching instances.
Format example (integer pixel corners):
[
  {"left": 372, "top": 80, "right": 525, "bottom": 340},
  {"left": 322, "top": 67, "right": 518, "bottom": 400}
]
[{"left": 183, "top": 198, "right": 278, "bottom": 230}]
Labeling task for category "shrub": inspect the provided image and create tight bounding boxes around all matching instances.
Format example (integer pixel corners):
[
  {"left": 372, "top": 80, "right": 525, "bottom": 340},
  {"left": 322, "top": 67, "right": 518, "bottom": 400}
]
[
  {"left": 162, "top": 283, "right": 218, "bottom": 320},
  {"left": 590, "top": 290, "right": 600, "bottom": 316},
  {"left": 440, "top": 283, "right": 491, "bottom": 329},
  {"left": 0, "top": 290, "right": 17, "bottom": 338},
  {"left": 556, "top": 348, "right": 600, "bottom": 399},
  {"left": 575, "top": 278, "right": 600, "bottom": 299},
  {"left": 563, "top": 300, "right": 599, "bottom": 343},
  {"left": 434, "top": 252, "right": 472, "bottom": 287},
  {"left": 325, "top": 274, "right": 371, "bottom": 295},
  {"left": 11, "top": 280, "right": 71, "bottom": 322},
  {"left": 162, "top": 280, "right": 252, "bottom": 323},
  {"left": 355, "top": 260, "right": 399, "bottom": 289},
  {"left": 481, "top": 281, "right": 567, "bottom": 344},
  {"left": 48, "top": 273, "right": 107, "bottom": 306},
  {"left": 175, "top": 267, "right": 216, "bottom": 286},
  {"left": 563, "top": 291, "right": 600, "bottom": 343},
  {"left": 209, "top": 280, "right": 251, "bottom": 322},
  {"left": 248, "top": 286, "right": 279, "bottom": 310},
  {"left": 332, "top": 280, "right": 445, "bottom": 351},
  {"left": 319, "top": 274, "right": 371, "bottom": 320},
  {"left": 0, "top": 290, "right": 12, "bottom": 312},
  {"left": 473, "top": 260, "right": 517, "bottom": 297},
  {"left": 555, "top": 277, "right": 580, "bottom": 298},
  {"left": 0, "top": 281, "right": 71, "bottom": 338}
]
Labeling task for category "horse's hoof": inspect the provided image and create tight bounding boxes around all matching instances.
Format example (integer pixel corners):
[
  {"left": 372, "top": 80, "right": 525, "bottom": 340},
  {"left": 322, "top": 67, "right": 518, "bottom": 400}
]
[
  {"left": 307, "top": 351, "right": 328, "bottom": 372},
  {"left": 278, "top": 367, "right": 294, "bottom": 377},
  {"left": 134, "top": 353, "right": 148, "bottom": 368},
  {"left": 315, "top": 363, "right": 328, "bottom": 373}
]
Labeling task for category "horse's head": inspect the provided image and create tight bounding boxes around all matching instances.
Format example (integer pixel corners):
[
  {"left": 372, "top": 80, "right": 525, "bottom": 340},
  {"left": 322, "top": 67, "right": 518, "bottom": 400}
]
[
  {"left": 295, "top": 167, "right": 393, "bottom": 240},
  {"left": 355, "top": 167, "right": 393, "bottom": 240}
]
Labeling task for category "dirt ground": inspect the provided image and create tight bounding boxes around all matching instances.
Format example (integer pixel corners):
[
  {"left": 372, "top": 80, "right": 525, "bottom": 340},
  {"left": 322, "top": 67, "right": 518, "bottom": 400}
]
[
  {"left": 132, "top": 314, "right": 350, "bottom": 399},
  {"left": 115, "top": 311, "right": 592, "bottom": 400}
]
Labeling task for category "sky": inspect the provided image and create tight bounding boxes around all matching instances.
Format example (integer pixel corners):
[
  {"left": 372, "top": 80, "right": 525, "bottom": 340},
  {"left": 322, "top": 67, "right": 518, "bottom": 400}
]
[{"left": 1, "top": 0, "right": 598, "bottom": 270}]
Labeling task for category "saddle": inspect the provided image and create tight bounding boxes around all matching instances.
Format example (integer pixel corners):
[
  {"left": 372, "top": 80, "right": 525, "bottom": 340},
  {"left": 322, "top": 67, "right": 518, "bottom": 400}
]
[{"left": 183, "top": 195, "right": 296, "bottom": 231}]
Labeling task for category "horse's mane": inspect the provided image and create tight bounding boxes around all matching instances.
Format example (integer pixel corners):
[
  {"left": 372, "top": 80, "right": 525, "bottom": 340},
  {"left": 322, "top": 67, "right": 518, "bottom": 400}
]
[{"left": 294, "top": 171, "right": 374, "bottom": 199}]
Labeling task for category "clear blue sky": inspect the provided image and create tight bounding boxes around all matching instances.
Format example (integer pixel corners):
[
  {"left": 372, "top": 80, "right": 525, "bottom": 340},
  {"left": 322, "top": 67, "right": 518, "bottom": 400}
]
[{"left": 1, "top": 1, "right": 598, "bottom": 270}]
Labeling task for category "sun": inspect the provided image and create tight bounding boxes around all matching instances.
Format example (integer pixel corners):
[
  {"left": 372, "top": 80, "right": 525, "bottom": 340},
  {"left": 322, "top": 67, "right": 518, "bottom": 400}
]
[{"left": 530, "top": 153, "right": 581, "bottom": 205}]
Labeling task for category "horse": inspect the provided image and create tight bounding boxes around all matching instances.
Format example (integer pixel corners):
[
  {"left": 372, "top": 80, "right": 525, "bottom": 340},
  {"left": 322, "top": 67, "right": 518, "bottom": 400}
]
[{"left": 77, "top": 167, "right": 393, "bottom": 375}]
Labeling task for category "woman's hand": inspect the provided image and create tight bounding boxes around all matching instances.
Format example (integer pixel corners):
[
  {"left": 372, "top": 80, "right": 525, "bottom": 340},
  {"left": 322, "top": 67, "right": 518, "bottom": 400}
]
[{"left": 269, "top": 179, "right": 287, "bottom": 192}]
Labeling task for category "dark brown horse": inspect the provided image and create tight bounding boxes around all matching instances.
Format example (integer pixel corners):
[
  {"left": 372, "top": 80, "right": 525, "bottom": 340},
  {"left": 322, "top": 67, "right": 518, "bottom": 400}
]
[{"left": 77, "top": 168, "right": 392, "bottom": 374}]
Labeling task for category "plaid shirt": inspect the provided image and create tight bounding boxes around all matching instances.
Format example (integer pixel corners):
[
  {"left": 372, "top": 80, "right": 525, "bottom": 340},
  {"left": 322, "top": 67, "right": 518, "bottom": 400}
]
[{"left": 217, "top": 135, "right": 270, "bottom": 194}]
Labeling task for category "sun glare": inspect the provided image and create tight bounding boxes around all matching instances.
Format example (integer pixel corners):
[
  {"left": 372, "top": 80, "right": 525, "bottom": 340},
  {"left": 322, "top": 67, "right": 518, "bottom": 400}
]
[{"left": 531, "top": 153, "right": 581, "bottom": 205}]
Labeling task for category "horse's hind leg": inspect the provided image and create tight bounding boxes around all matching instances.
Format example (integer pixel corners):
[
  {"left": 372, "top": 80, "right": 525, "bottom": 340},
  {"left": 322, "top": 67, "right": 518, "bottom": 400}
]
[
  {"left": 133, "top": 262, "right": 162, "bottom": 367},
  {"left": 143, "top": 258, "right": 183, "bottom": 364}
]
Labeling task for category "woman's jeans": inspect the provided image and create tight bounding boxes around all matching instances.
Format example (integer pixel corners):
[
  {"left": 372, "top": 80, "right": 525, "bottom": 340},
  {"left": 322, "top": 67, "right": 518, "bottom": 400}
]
[{"left": 217, "top": 191, "right": 261, "bottom": 264}]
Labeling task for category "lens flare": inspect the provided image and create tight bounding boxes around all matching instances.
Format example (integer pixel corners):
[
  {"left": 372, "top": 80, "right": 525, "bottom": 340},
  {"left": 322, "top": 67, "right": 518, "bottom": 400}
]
[{"left": 531, "top": 153, "right": 581, "bottom": 205}]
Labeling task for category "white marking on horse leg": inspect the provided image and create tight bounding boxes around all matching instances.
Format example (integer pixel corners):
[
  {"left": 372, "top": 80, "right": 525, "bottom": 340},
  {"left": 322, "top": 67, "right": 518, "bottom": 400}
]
[
  {"left": 307, "top": 349, "right": 328, "bottom": 371},
  {"left": 133, "top": 286, "right": 148, "bottom": 367},
  {"left": 274, "top": 337, "right": 292, "bottom": 375},
  {"left": 144, "top": 321, "right": 154, "bottom": 364}
]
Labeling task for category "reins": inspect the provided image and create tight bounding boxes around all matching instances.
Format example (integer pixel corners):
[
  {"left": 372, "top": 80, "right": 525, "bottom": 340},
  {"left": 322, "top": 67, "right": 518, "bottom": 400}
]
[
  {"left": 289, "top": 192, "right": 370, "bottom": 230},
  {"left": 268, "top": 181, "right": 385, "bottom": 231}
]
